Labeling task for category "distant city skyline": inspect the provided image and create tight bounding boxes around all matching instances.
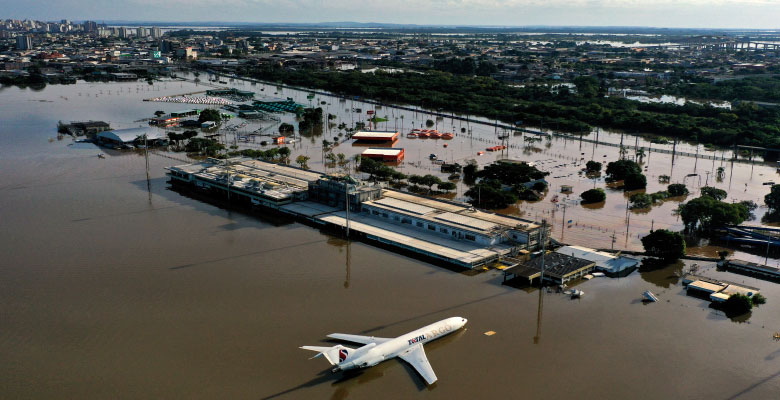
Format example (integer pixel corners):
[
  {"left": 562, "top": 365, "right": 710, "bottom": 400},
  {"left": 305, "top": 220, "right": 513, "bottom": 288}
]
[{"left": 1, "top": 1, "right": 779, "bottom": 29}]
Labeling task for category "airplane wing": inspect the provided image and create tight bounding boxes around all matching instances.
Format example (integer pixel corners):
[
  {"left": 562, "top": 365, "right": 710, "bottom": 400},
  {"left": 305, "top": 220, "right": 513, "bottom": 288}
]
[
  {"left": 398, "top": 344, "right": 438, "bottom": 385},
  {"left": 326, "top": 333, "right": 391, "bottom": 345}
]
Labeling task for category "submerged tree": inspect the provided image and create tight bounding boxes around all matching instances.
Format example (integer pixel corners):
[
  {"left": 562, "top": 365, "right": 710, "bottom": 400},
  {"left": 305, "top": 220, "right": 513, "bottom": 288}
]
[
  {"left": 295, "top": 155, "right": 310, "bottom": 170},
  {"left": 641, "top": 229, "right": 686, "bottom": 261}
]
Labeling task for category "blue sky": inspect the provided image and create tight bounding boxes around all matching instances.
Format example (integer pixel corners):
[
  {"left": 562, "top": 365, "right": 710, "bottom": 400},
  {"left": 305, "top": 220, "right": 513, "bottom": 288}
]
[{"left": 2, "top": 0, "right": 779, "bottom": 29}]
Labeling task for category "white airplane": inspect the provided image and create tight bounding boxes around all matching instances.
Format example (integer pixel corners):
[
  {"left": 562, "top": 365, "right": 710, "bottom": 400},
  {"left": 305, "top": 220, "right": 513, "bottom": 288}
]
[{"left": 301, "top": 316, "right": 467, "bottom": 385}]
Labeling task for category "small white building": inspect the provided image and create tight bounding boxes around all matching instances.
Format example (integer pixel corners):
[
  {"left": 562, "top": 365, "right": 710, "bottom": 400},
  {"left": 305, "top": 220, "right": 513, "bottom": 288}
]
[{"left": 555, "top": 245, "right": 639, "bottom": 276}]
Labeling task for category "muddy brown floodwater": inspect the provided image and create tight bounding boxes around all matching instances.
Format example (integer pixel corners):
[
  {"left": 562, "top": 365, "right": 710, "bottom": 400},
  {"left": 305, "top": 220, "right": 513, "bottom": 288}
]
[{"left": 1, "top": 79, "right": 780, "bottom": 399}]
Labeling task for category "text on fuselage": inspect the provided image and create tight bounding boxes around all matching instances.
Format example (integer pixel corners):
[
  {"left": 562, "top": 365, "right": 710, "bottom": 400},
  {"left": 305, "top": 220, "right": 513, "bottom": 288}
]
[{"left": 408, "top": 335, "right": 426, "bottom": 345}]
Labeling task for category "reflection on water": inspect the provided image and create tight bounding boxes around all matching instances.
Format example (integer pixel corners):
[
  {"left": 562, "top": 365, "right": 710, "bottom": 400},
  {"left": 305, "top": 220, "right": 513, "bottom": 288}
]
[
  {"left": 639, "top": 258, "right": 684, "bottom": 288},
  {"left": 3, "top": 75, "right": 780, "bottom": 400}
]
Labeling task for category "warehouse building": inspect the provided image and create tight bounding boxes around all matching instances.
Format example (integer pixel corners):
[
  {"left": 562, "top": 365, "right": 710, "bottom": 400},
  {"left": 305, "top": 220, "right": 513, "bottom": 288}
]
[
  {"left": 351, "top": 130, "right": 399, "bottom": 142},
  {"left": 361, "top": 148, "right": 405, "bottom": 162},
  {"left": 359, "top": 191, "right": 544, "bottom": 248}
]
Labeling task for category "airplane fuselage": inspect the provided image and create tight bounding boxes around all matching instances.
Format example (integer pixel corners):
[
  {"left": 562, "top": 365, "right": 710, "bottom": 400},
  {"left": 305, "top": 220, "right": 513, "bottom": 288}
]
[{"left": 335, "top": 317, "right": 467, "bottom": 371}]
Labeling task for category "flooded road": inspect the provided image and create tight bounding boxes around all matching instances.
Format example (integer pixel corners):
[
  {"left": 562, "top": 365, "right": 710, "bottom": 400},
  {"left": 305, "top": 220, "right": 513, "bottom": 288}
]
[{"left": 1, "top": 80, "right": 780, "bottom": 399}]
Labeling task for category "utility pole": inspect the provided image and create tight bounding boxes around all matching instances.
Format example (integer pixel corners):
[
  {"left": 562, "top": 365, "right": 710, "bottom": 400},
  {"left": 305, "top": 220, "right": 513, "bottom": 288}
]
[
  {"left": 539, "top": 220, "right": 547, "bottom": 285},
  {"left": 561, "top": 203, "right": 567, "bottom": 239},
  {"left": 345, "top": 177, "right": 350, "bottom": 237},
  {"left": 144, "top": 133, "right": 151, "bottom": 204}
]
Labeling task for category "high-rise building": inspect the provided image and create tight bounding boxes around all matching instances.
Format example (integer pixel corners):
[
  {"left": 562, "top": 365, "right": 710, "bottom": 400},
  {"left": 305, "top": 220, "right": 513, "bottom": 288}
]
[
  {"left": 16, "top": 35, "right": 32, "bottom": 50},
  {"left": 159, "top": 39, "right": 173, "bottom": 53},
  {"left": 83, "top": 21, "right": 98, "bottom": 32},
  {"left": 137, "top": 27, "right": 147, "bottom": 38},
  {"left": 118, "top": 27, "right": 129, "bottom": 38},
  {"left": 151, "top": 27, "right": 162, "bottom": 39}
]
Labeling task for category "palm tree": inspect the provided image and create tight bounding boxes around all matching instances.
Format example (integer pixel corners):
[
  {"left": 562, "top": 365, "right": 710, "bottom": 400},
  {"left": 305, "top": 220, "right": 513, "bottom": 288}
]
[
  {"left": 716, "top": 166, "right": 725, "bottom": 179},
  {"left": 325, "top": 152, "right": 337, "bottom": 166},
  {"left": 636, "top": 148, "right": 646, "bottom": 163}
]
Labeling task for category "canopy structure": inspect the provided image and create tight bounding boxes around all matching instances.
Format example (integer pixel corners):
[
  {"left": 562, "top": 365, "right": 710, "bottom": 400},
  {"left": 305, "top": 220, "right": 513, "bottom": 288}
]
[{"left": 97, "top": 127, "right": 164, "bottom": 145}]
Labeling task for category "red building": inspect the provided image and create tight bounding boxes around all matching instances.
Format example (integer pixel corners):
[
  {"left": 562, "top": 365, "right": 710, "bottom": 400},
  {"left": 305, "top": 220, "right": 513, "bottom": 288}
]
[{"left": 361, "top": 148, "right": 405, "bottom": 162}]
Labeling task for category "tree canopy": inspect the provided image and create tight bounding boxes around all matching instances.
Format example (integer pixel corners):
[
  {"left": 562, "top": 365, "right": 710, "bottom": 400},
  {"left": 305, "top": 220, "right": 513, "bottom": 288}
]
[
  {"left": 641, "top": 229, "right": 686, "bottom": 261},
  {"left": 667, "top": 183, "right": 689, "bottom": 197},
  {"left": 700, "top": 186, "right": 728, "bottom": 201},
  {"left": 679, "top": 196, "right": 749, "bottom": 231},
  {"left": 585, "top": 160, "right": 602, "bottom": 173},
  {"left": 198, "top": 109, "right": 222, "bottom": 123},
  {"left": 605, "top": 159, "right": 642, "bottom": 182},
  {"left": 580, "top": 188, "right": 606, "bottom": 204}
]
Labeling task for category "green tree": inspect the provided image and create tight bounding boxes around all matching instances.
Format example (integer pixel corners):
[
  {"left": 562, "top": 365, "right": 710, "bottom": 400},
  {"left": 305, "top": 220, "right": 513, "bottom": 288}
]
[
  {"left": 636, "top": 148, "right": 646, "bottom": 163},
  {"left": 277, "top": 146, "right": 291, "bottom": 162},
  {"left": 476, "top": 161, "right": 548, "bottom": 185},
  {"left": 629, "top": 193, "right": 652, "bottom": 209},
  {"left": 679, "top": 196, "right": 748, "bottom": 231},
  {"left": 465, "top": 181, "right": 518, "bottom": 209},
  {"left": 716, "top": 166, "right": 726, "bottom": 179},
  {"left": 295, "top": 155, "right": 310, "bottom": 170},
  {"left": 463, "top": 162, "right": 478, "bottom": 183},
  {"left": 437, "top": 181, "right": 457, "bottom": 192},
  {"left": 765, "top": 184, "right": 780, "bottom": 211},
  {"left": 641, "top": 229, "right": 686, "bottom": 261},
  {"left": 580, "top": 188, "right": 606, "bottom": 204},
  {"left": 722, "top": 294, "right": 753, "bottom": 316},
  {"left": 585, "top": 160, "right": 602, "bottom": 173},
  {"left": 605, "top": 159, "right": 642, "bottom": 182},
  {"left": 667, "top": 183, "right": 689, "bottom": 197},
  {"left": 198, "top": 109, "right": 222, "bottom": 123},
  {"left": 279, "top": 123, "right": 294, "bottom": 134},
  {"left": 325, "top": 152, "right": 337, "bottom": 165},
  {"left": 701, "top": 186, "right": 727, "bottom": 201},
  {"left": 624, "top": 172, "right": 647, "bottom": 191}
]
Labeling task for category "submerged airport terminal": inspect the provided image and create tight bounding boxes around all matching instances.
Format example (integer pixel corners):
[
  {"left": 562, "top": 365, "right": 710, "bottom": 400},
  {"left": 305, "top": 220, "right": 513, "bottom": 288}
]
[{"left": 167, "top": 157, "right": 551, "bottom": 269}]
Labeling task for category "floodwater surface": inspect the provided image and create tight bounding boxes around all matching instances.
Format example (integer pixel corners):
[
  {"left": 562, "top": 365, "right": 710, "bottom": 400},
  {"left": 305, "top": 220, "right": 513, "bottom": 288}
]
[{"left": 1, "top": 80, "right": 780, "bottom": 399}]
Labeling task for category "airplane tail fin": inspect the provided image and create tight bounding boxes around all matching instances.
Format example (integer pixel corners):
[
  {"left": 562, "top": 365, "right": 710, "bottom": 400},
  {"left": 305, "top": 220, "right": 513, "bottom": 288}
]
[{"left": 300, "top": 345, "right": 353, "bottom": 366}]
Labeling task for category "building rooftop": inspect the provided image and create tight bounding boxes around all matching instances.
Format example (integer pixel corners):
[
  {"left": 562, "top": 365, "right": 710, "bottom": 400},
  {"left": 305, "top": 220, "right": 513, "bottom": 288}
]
[
  {"left": 507, "top": 252, "right": 595, "bottom": 279},
  {"left": 97, "top": 127, "right": 163, "bottom": 143},
  {"left": 362, "top": 148, "right": 404, "bottom": 156},
  {"left": 168, "top": 158, "right": 324, "bottom": 202},
  {"left": 555, "top": 245, "right": 639, "bottom": 274},
  {"left": 352, "top": 130, "right": 399, "bottom": 139},
  {"left": 381, "top": 190, "right": 540, "bottom": 231}
]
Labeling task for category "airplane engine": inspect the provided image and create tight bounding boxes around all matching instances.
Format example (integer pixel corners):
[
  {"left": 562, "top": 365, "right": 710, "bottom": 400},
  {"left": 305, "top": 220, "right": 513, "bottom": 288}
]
[{"left": 359, "top": 355, "right": 385, "bottom": 368}]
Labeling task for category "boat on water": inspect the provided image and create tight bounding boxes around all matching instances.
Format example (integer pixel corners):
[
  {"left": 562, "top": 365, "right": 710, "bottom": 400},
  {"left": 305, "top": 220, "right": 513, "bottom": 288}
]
[
  {"left": 418, "top": 131, "right": 430, "bottom": 138},
  {"left": 429, "top": 131, "right": 442, "bottom": 139},
  {"left": 97, "top": 154, "right": 105, "bottom": 159},
  {"left": 570, "top": 289, "right": 584, "bottom": 299},
  {"left": 642, "top": 290, "right": 659, "bottom": 302},
  {"left": 441, "top": 132, "right": 454, "bottom": 139},
  {"left": 407, "top": 132, "right": 419, "bottom": 138},
  {"left": 486, "top": 145, "right": 506, "bottom": 151}
]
